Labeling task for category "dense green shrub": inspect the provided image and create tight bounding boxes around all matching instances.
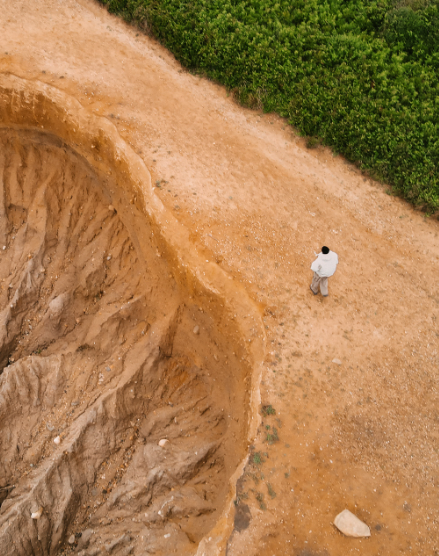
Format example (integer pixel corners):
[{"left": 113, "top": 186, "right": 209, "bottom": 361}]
[
  {"left": 384, "top": 2, "right": 439, "bottom": 61},
  {"left": 99, "top": 0, "right": 439, "bottom": 210}
]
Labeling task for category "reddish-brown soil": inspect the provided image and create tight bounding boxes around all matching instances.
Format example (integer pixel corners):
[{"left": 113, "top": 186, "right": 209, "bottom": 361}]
[{"left": 1, "top": 2, "right": 439, "bottom": 555}]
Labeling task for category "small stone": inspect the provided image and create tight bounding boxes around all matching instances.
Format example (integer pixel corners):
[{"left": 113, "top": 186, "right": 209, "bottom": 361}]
[
  {"left": 108, "top": 205, "right": 114, "bottom": 211},
  {"left": 158, "top": 439, "right": 168, "bottom": 447},
  {"left": 332, "top": 358, "right": 342, "bottom": 366},
  {"left": 214, "top": 354, "right": 219, "bottom": 362},
  {"left": 71, "top": 401, "right": 79, "bottom": 406},
  {"left": 107, "top": 255, "right": 112, "bottom": 261},
  {"left": 46, "top": 424, "right": 55, "bottom": 432},
  {"left": 105, "top": 366, "right": 111, "bottom": 372},
  {"left": 164, "top": 533, "right": 171, "bottom": 538},
  {"left": 334, "top": 509, "right": 371, "bottom": 537},
  {"left": 78, "top": 529, "right": 93, "bottom": 549},
  {"left": 193, "top": 325, "right": 200, "bottom": 335},
  {"left": 54, "top": 436, "right": 61, "bottom": 445},
  {"left": 31, "top": 507, "right": 43, "bottom": 520},
  {"left": 68, "top": 535, "right": 76, "bottom": 545}
]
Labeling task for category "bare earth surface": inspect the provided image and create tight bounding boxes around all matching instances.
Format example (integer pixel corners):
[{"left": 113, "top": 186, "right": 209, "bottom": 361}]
[{"left": 1, "top": 1, "right": 439, "bottom": 555}]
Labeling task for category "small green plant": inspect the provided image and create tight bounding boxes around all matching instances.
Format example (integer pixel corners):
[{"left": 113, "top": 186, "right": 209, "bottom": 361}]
[
  {"left": 234, "top": 491, "right": 249, "bottom": 505},
  {"left": 306, "top": 136, "right": 321, "bottom": 149},
  {"left": 267, "top": 483, "right": 276, "bottom": 499},
  {"left": 266, "top": 426, "right": 279, "bottom": 444},
  {"left": 252, "top": 452, "right": 263, "bottom": 465},
  {"left": 255, "top": 492, "right": 266, "bottom": 510},
  {"left": 262, "top": 405, "right": 276, "bottom": 417}
]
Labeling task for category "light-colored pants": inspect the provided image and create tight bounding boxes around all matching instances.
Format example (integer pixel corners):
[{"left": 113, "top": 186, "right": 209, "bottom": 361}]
[{"left": 310, "top": 272, "right": 329, "bottom": 296}]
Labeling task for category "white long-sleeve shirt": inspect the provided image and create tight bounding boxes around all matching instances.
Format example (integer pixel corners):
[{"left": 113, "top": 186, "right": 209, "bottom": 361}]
[{"left": 311, "top": 250, "right": 338, "bottom": 277}]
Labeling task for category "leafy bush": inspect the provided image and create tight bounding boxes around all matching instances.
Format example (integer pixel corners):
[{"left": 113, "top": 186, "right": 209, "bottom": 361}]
[
  {"left": 99, "top": 0, "right": 439, "bottom": 210},
  {"left": 384, "top": 2, "right": 439, "bottom": 60}
]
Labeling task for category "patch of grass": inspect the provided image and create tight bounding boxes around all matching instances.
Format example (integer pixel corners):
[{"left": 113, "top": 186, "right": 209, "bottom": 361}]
[
  {"left": 266, "top": 426, "right": 279, "bottom": 444},
  {"left": 306, "top": 136, "right": 322, "bottom": 149},
  {"left": 234, "top": 491, "right": 248, "bottom": 505},
  {"left": 262, "top": 404, "right": 276, "bottom": 417},
  {"left": 252, "top": 452, "right": 263, "bottom": 465},
  {"left": 267, "top": 483, "right": 276, "bottom": 499},
  {"left": 255, "top": 491, "right": 266, "bottom": 510}
]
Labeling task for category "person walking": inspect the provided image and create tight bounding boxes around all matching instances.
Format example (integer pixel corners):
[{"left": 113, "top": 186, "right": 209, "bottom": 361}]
[{"left": 310, "top": 246, "right": 338, "bottom": 297}]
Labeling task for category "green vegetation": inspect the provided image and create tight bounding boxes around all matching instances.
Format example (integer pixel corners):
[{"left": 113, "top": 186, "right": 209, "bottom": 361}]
[
  {"left": 267, "top": 482, "right": 277, "bottom": 498},
  {"left": 255, "top": 491, "right": 266, "bottom": 510},
  {"left": 262, "top": 404, "right": 276, "bottom": 416},
  {"left": 266, "top": 425, "right": 279, "bottom": 444},
  {"left": 99, "top": 0, "right": 439, "bottom": 210}
]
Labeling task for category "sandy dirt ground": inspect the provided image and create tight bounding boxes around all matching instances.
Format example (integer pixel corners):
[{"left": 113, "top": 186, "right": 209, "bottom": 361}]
[{"left": 1, "top": 1, "right": 439, "bottom": 554}]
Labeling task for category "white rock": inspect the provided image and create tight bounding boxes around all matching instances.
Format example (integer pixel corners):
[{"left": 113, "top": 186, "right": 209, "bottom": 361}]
[
  {"left": 31, "top": 507, "right": 43, "bottom": 520},
  {"left": 332, "top": 358, "right": 342, "bottom": 366},
  {"left": 193, "top": 325, "right": 200, "bottom": 335},
  {"left": 54, "top": 436, "right": 61, "bottom": 445},
  {"left": 68, "top": 534, "right": 76, "bottom": 545},
  {"left": 158, "top": 439, "right": 168, "bottom": 447},
  {"left": 334, "top": 509, "right": 371, "bottom": 537},
  {"left": 48, "top": 294, "right": 69, "bottom": 316}
]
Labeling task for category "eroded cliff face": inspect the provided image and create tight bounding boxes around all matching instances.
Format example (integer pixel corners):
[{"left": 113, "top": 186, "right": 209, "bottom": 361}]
[{"left": 0, "top": 127, "right": 259, "bottom": 556}]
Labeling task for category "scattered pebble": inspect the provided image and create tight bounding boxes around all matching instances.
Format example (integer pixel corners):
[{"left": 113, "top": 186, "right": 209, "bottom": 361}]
[
  {"left": 158, "top": 439, "right": 168, "bottom": 447},
  {"left": 78, "top": 529, "right": 93, "bottom": 549},
  {"left": 332, "top": 358, "right": 342, "bottom": 365},
  {"left": 334, "top": 509, "right": 371, "bottom": 537},
  {"left": 46, "top": 424, "right": 55, "bottom": 432},
  {"left": 54, "top": 436, "right": 61, "bottom": 445},
  {"left": 31, "top": 507, "right": 43, "bottom": 520},
  {"left": 68, "top": 534, "right": 76, "bottom": 545},
  {"left": 193, "top": 325, "right": 200, "bottom": 335}
]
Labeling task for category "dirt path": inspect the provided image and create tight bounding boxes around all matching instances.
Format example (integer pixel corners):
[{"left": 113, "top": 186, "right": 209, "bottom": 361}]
[{"left": 1, "top": 1, "right": 439, "bottom": 555}]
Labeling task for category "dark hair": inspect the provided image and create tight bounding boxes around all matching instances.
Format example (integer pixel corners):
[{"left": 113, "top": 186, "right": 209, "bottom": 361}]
[{"left": 322, "top": 246, "right": 329, "bottom": 254}]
